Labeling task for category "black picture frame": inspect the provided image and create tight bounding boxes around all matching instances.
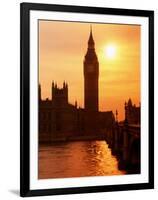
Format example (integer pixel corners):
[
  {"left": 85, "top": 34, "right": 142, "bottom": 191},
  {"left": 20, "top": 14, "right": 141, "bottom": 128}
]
[{"left": 20, "top": 2, "right": 154, "bottom": 197}]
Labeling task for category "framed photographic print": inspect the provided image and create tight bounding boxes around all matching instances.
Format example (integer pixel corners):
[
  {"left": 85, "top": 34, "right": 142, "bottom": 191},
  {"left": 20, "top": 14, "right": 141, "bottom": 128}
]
[{"left": 20, "top": 2, "right": 154, "bottom": 197}]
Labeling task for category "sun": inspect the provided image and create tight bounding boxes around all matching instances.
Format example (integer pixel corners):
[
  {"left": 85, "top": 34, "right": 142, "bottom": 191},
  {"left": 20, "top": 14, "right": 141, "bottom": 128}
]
[{"left": 104, "top": 44, "right": 116, "bottom": 59}]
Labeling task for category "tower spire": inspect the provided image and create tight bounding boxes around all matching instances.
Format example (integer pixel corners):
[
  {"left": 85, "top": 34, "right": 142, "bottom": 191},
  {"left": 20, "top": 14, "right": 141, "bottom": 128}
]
[
  {"left": 88, "top": 25, "right": 94, "bottom": 49},
  {"left": 90, "top": 24, "right": 92, "bottom": 34}
]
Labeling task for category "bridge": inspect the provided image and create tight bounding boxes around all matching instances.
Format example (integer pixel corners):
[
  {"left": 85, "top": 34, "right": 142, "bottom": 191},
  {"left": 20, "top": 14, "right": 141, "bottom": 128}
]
[{"left": 105, "top": 120, "right": 140, "bottom": 173}]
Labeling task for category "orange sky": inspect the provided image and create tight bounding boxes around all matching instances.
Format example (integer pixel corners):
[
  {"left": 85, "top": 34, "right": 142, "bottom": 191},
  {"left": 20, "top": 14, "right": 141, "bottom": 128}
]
[{"left": 39, "top": 20, "right": 140, "bottom": 121}]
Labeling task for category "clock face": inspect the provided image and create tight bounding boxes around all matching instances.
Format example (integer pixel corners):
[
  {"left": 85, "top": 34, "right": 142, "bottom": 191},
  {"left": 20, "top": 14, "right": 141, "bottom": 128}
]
[{"left": 87, "top": 65, "right": 94, "bottom": 72}]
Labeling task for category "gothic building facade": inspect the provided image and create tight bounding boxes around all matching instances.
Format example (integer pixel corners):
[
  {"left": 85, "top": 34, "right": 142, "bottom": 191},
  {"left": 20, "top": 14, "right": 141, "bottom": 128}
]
[
  {"left": 39, "top": 28, "right": 115, "bottom": 143},
  {"left": 39, "top": 83, "right": 85, "bottom": 142},
  {"left": 125, "top": 98, "right": 140, "bottom": 125}
]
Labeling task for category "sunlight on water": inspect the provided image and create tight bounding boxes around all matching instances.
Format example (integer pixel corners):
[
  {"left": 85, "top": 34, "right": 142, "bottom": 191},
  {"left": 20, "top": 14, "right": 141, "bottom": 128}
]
[{"left": 38, "top": 141, "right": 125, "bottom": 179}]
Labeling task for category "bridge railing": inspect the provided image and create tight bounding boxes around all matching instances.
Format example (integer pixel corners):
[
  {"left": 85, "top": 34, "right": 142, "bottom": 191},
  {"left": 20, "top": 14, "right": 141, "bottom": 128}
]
[{"left": 105, "top": 122, "right": 140, "bottom": 173}]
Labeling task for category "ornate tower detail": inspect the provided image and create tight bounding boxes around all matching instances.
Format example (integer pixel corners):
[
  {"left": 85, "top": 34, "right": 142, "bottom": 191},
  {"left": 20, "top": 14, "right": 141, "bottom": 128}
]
[
  {"left": 83, "top": 27, "right": 99, "bottom": 133},
  {"left": 51, "top": 81, "right": 68, "bottom": 105},
  {"left": 84, "top": 26, "right": 99, "bottom": 112}
]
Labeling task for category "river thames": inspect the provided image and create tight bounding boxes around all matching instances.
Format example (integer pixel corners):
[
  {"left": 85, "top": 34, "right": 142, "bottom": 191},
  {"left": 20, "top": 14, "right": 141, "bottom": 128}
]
[{"left": 38, "top": 140, "right": 125, "bottom": 179}]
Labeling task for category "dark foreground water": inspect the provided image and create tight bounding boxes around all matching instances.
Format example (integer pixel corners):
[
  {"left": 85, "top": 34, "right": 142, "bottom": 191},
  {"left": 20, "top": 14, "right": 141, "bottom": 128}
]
[{"left": 39, "top": 140, "right": 125, "bottom": 179}]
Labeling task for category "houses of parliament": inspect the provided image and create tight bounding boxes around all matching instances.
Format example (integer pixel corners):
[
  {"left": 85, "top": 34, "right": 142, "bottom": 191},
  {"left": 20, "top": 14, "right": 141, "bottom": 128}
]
[{"left": 39, "top": 28, "right": 140, "bottom": 143}]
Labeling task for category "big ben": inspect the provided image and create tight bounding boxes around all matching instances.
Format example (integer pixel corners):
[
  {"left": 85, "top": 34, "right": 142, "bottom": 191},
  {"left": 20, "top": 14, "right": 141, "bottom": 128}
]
[{"left": 84, "top": 27, "right": 99, "bottom": 132}]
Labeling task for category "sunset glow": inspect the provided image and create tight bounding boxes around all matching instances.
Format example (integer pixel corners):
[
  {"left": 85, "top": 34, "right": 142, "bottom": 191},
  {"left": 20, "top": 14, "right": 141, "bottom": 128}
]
[
  {"left": 104, "top": 44, "right": 116, "bottom": 59},
  {"left": 39, "top": 21, "right": 140, "bottom": 120}
]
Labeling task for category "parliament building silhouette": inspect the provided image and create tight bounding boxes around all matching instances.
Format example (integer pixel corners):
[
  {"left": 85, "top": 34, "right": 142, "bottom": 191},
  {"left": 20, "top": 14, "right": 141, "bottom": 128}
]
[{"left": 38, "top": 28, "right": 140, "bottom": 143}]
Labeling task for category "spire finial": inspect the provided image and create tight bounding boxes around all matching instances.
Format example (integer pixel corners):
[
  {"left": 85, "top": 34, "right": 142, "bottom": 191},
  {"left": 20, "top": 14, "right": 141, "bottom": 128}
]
[
  {"left": 116, "top": 109, "right": 118, "bottom": 122},
  {"left": 63, "top": 80, "right": 65, "bottom": 88},
  {"left": 89, "top": 24, "right": 93, "bottom": 38},
  {"left": 75, "top": 100, "right": 77, "bottom": 108},
  {"left": 88, "top": 24, "right": 94, "bottom": 48},
  {"left": 90, "top": 24, "right": 92, "bottom": 34}
]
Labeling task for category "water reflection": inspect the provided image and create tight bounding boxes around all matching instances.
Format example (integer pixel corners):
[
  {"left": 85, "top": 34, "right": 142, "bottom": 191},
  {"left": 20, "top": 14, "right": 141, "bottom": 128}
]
[{"left": 38, "top": 140, "right": 125, "bottom": 179}]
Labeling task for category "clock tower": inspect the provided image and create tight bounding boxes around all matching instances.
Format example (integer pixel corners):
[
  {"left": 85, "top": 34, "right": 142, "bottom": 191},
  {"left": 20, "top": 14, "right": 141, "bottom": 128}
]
[
  {"left": 84, "top": 27, "right": 99, "bottom": 132},
  {"left": 84, "top": 27, "right": 99, "bottom": 112}
]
